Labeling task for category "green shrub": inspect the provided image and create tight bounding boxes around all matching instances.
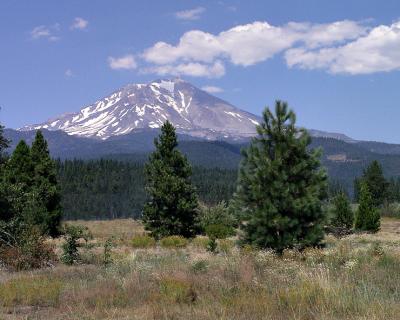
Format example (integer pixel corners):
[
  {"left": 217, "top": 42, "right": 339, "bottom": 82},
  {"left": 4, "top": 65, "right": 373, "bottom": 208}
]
[
  {"left": 205, "top": 224, "right": 233, "bottom": 253},
  {"left": 160, "top": 235, "right": 188, "bottom": 248},
  {"left": 131, "top": 234, "right": 156, "bottom": 248},
  {"left": 191, "top": 260, "right": 209, "bottom": 274},
  {"left": 199, "top": 201, "right": 236, "bottom": 235},
  {"left": 191, "top": 236, "right": 210, "bottom": 249},
  {"left": 159, "top": 277, "right": 196, "bottom": 304}
]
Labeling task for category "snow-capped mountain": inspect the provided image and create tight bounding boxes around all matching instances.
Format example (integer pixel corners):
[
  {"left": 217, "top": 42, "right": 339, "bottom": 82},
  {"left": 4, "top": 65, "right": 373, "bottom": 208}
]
[{"left": 21, "top": 79, "right": 261, "bottom": 140}]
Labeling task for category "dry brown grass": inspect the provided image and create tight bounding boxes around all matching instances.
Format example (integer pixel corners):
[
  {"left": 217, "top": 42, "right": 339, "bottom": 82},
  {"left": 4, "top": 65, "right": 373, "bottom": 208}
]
[{"left": 1, "top": 217, "right": 400, "bottom": 319}]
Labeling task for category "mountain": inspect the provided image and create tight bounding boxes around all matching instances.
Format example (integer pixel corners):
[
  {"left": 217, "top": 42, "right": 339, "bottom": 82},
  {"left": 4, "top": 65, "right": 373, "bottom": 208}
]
[{"left": 21, "top": 78, "right": 261, "bottom": 141}]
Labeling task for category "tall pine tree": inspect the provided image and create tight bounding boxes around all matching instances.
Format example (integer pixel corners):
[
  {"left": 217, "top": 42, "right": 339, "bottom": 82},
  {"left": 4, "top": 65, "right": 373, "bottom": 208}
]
[
  {"left": 354, "top": 181, "right": 380, "bottom": 232},
  {"left": 142, "top": 121, "right": 199, "bottom": 238},
  {"left": 29, "top": 130, "right": 62, "bottom": 237},
  {"left": 331, "top": 191, "right": 353, "bottom": 230},
  {"left": 233, "top": 101, "right": 327, "bottom": 252},
  {"left": 354, "top": 160, "right": 388, "bottom": 206}
]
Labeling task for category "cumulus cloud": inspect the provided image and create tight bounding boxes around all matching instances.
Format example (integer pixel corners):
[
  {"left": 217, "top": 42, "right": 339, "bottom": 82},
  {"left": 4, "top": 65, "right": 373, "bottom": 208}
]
[
  {"left": 30, "top": 24, "right": 60, "bottom": 41},
  {"left": 175, "top": 7, "right": 205, "bottom": 20},
  {"left": 71, "top": 17, "right": 89, "bottom": 30},
  {"left": 285, "top": 21, "right": 400, "bottom": 74},
  {"left": 108, "top": 55, "right": 137, "bottom": 70},
  {"left": 142, "top": 60, "right": 225, "bottom": 78},
  {"left": 201, "top": 86, "right": 224, "bottom": 93},
  {"left": 141, "top": 20, "right": 367, "bottom": 67},
  {"left": 139, "top": 19, "right": 400, "bottom": 76}
]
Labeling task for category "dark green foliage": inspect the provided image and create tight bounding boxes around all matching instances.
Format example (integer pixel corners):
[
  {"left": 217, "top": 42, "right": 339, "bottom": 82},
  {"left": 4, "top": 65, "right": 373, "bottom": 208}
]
[
  {"left": 61, "top": 224, "right": 92, "bottom": 265},
  {"left": 142, "top": 121, "right": 199, "bottom": 239},
  {"left": 233, "top": 101, "right": 327, "bottom": 252},
  {"left": 354, "top": 160, "right": 388, "bottom": 206},
  {"left": 331, "top": 192, "right": 353, "bottom": 229},
  {"left": 354, "top": 182, "right": 380, "bottom": 232},
  {"left": 0, "top": 123, "right": 10, "bottom": 164}
]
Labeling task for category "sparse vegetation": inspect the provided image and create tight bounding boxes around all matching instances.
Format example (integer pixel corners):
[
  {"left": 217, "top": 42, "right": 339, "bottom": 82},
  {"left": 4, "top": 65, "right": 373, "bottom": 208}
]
[{"left": 0, "top": 218, "right": 398, "bottom": 319}]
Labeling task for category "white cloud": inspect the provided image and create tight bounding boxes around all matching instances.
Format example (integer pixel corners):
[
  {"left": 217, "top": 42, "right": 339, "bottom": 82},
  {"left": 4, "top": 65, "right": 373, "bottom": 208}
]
[
  {"left": 285, "top": 21, "right": 400, "bottom": 74},
  {"left": 30, "top": 24, "right": 60, "bottom": 41},
  {"left": 201, "top": 85, "right": 224, "bottom": 93},
  {"left": 142, "top": 60, "right": 225, "bottom": 78},
  {"left": 108, "top": 55, "right": 137, "bottom": 70},
  {"left": 65, "top": 69, "right": 74, "bottom": 77},
  {"left": 71, "top": 17, "right": 89, "bottom": 30},
  {"left": 140, "top": 19, "right": 400, "bottom": 76},
  {"left": 141, "top": 20, "right": 367, "bottom": 68},
  {"left": 175, "top": 7, "right": 205, "bottom": 20}
]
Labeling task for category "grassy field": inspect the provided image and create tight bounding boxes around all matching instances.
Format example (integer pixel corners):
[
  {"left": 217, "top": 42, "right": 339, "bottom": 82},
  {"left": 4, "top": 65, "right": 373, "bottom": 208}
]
[{"left": 0, "top": 218, "right": 400, "bottom": 320}]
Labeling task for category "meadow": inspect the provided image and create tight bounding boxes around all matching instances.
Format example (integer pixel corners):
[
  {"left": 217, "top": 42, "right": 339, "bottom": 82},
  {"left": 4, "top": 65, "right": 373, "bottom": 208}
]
[{"left": 0, "top": 218, "right": 399, "bottom": 320}]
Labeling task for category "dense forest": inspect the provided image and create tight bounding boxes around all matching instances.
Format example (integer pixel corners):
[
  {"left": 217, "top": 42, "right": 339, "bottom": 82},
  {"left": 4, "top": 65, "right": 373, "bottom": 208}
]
[{"left": 57, "top": 159, "right": 237, "bottom": 219}]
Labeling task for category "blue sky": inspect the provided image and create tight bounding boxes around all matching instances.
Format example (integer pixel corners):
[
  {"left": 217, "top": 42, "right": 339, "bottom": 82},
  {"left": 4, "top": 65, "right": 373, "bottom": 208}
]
[{"left": 1, "top": 0, "right": 400, "bottom": 142}]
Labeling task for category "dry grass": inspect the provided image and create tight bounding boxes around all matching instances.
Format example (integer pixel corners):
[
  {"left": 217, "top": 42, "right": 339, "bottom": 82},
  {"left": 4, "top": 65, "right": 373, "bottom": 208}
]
[{"left": 1, "top": 217, "right": 400, "bottom": 319}]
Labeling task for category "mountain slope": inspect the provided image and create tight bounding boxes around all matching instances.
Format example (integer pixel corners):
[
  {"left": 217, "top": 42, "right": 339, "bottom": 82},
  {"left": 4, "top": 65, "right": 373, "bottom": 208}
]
[{"left": 21, "top": 79, "right": 260, "bottom": 140}]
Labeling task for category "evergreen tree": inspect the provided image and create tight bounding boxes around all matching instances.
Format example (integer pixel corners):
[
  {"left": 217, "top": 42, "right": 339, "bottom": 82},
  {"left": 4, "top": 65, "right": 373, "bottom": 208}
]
[
  {"left": 331, "top": 192, "right": 353, "bottom": 229},
  {"left": 233, "top": 101, "right": 327, "bottom": 252},
  {"left": 29, "top": 130, "right": 62, "bottom": 237},
  {"left": 5, "top": 140, "right": 33, "bottom": 188},
  {"left": 142, "top": 121, "right": 199, "bottom": 238},
  {"left": 354, "top": 181, "right": 380, "bottom": 232},
  {"left": 0, "top": 122, "right": 9, "bottom": 164},
  {"left": 354, "top": 160, "right": 388, "bottom": 206}
]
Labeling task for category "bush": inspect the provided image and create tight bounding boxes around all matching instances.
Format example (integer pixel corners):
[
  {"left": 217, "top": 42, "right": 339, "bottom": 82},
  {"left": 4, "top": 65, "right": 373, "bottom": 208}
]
[
  {"left": 159, "top": 277, "right": 196, "bottom": 304},
  {"left": 191, "top": 236, "right": 210, "bottom": 249},
  {"left": 131, "top": 234, "right": 156, "bottom": 248},
  {"left": 199, "top": 201, "right": 236, "bottom": 236},
  {"left": 191, "top": 260, "right": 209, "bottom": 274},
  {"left": 61, "top": 224, "right": 92, "bottom": 265},
  {"left": 0, "top": 227, "right": 56, "bottom": 271},
  {"left": 160, "top": 235, "right": 188, "bottom": 248},
  {"left": 205, "top": 223, "right": 233, "bottom": 253}
]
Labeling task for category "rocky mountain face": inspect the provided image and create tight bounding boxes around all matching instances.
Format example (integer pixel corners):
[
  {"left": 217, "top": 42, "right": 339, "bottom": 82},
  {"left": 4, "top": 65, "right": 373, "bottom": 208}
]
[{"left": 21, "top": 79, "right": 261, "bottom": 140}]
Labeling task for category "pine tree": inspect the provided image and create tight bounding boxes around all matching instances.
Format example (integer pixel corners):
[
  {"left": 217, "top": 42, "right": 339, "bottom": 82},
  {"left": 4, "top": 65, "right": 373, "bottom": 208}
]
[
  {"left": 354, "top": 181, "right": 380, "bottom": 232},
  {"left": 29, "top": 130, "right": 62, "bottom": 237},
  {"left": 354, "top": 161, "right": 388, "bottom": 206},
  {"left": 331, "top": 192, "right": 353, "bottom": 229},
  {"left": 5, "top": 140, "right": 33, "bottom": 188},
  {"left": 233, "top": 101, "right": 327, "bottom": 252},
  {"left": 142, "top": 121, "right": 199, "bottom": 239},
  {"left": 0, "top": 123, "right": 9, "bottom": 164}
]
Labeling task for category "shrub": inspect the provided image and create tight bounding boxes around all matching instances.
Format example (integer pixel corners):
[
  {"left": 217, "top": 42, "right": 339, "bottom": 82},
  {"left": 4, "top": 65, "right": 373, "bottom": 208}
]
[
  {"left": 131, "top": 234, "right": 156, "bottom": 248},
  {"left": 160, "top": 235, "right": 188, "bottom": 248},
  {"left": 191, "top": 236, "right": 210, "bottom": 249},
  {"left": 61, "top": 224, "right": 92, "bottom": 265},
  {"left": 191, "top": 260, "right": 209, "bottom": 274},
  {"left": 219, "top": 239, "right": 235, "bottom": 254},
  {"left": 205, "top": 223, "right": 233, "bottom": 253},
  {"left": 103, "top": 237, "right": 114, "bottom": 267},
  {"left": 199, "top": 201, "right": 236, "bottom": 235},
  {"left": 159, "top": 277, "right": 196, "bottom": 304},
  {"left": 0, "top": 226, "right": 56, "bottom": 271}
]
